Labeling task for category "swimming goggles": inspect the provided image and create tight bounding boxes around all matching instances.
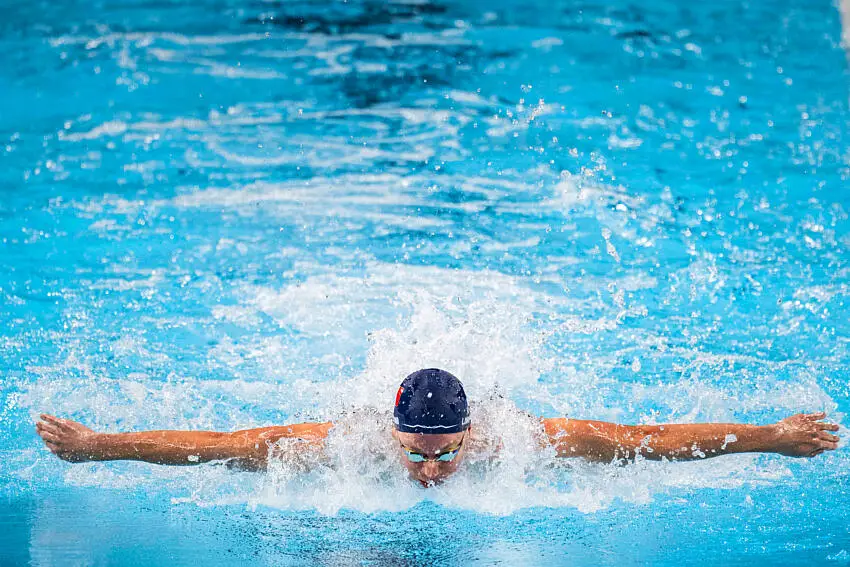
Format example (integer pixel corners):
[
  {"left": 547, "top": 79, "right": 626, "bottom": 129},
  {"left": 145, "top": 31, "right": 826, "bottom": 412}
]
[{"left": 400, "top": 434, "right": 466, "bottom": 463}]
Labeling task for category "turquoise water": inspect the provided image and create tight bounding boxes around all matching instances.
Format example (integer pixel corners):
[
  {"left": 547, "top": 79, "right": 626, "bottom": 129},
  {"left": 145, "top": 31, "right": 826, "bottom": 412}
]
[{"left": 2, "top": 0, "right": 850, "bottom": 564}]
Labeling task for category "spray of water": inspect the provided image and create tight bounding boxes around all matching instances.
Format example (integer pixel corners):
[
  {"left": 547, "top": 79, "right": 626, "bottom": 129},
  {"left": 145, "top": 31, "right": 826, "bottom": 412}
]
[{"left": 18, "top": 270, "right": 834, "bottom": 516}]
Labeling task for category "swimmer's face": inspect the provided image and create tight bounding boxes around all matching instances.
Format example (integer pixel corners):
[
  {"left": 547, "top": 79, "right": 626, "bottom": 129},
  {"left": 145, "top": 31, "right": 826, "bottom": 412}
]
[{"left": 392, "top": 429, "right": 469, "bottom": 487}]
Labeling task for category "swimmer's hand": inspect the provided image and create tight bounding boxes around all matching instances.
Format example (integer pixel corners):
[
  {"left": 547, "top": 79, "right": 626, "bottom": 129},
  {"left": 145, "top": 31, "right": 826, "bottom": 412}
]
[
  {"left": 766, "top": 412, "right": 840, "bottom": 458},
  {"left": 36, "top": 414, "right": 100, "bottom": 463},
  {"left": 35, "top": 414, "right": 332, "bottom": 470}
]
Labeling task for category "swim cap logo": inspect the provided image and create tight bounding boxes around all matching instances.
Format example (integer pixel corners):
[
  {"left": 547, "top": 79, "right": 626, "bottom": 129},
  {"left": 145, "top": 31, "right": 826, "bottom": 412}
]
[{"left": 395, "top": 386, "right": 404, "bottom": 407}]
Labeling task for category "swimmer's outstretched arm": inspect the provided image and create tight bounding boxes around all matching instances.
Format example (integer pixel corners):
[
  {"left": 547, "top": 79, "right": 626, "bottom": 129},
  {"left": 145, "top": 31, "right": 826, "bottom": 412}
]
[
  {"left": 543, "top": 412, "right": 840, "bottom": 463},
  {"left": 35, "top": 414, "right": 332, "bottom": 470}
]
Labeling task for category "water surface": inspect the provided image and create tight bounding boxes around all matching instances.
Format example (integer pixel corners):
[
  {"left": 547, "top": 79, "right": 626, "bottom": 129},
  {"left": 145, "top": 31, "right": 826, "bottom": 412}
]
[{"left": 1, "top": 0, "right": 849, "bottom": 564}]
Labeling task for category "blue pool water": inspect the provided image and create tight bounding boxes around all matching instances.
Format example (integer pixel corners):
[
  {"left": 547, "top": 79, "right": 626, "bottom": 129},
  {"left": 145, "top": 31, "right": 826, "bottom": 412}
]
[{"left": 2, "top": 0, "right": 850, "bottom": 564}]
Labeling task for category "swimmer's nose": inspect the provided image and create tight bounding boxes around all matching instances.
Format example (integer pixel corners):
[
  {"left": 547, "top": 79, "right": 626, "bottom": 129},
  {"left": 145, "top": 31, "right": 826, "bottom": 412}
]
[{"left": 420, "top": 461, "right": 442, "bottom": 480}]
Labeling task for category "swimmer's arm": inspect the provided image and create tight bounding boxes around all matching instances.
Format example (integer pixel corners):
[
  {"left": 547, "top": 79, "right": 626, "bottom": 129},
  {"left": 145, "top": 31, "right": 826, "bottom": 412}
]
[
  {"left": 542, "top": 412, "right": 840, "bottom": 463},
  {"left": 36, "top": 414, "right": 332, "bottom": 470}
]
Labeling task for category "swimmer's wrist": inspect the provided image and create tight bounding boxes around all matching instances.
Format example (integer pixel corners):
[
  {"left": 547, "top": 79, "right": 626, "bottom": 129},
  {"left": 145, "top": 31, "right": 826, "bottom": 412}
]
[
  {"left": 756, "top": 424, "right": 780, "bottom": 453},
  {"left": 719, "top": 424, "right": 777, "bottom": 454},
  {"left": 89, "top": 432, "right": 120, "bottom": 460}
]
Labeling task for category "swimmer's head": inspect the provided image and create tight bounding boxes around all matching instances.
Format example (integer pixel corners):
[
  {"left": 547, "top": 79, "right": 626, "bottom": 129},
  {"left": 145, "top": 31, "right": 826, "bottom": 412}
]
[{"left": 391, "top": 368, "right": 471, "bottom": 485}]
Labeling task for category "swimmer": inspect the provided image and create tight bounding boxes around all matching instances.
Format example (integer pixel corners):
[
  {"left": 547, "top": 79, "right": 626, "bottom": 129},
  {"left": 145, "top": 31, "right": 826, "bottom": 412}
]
[{"left": 35, "top": 368, "right": 840, "bottom": 486}]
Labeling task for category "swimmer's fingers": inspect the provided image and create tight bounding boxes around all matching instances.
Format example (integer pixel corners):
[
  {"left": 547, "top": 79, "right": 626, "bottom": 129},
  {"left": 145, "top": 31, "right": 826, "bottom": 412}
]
[
  {"left": 804, "top": 411, "right": 827, "bottom": 421},
  {"left": 39, "top": 413, "right": 62, "bottom": 425},
  {"left": 818, "top": 432, "right": 840, "bottom": 444},
  {"left": 36, "top": 420, "right": 62, "bottom": 436},
  {"left": 37, "top": 430, "right": 63, "bottom": 444},
  {"left": 811, "top": 435, "right": 839, "bottom": 453},
  {"left": 36, "top": 424, "right": 65, "bottom": 446},
  {"left": 818, "top": 422, "right": 840, "bottom": 432},
  {"left": 40, "top": 414, "right": 73, "bottom": 431}
]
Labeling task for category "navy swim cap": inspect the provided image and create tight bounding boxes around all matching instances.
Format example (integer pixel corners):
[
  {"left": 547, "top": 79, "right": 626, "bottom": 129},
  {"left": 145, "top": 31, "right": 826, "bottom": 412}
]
[{"left": 393, "top": 368, "right": 470, "bottom": 434}]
